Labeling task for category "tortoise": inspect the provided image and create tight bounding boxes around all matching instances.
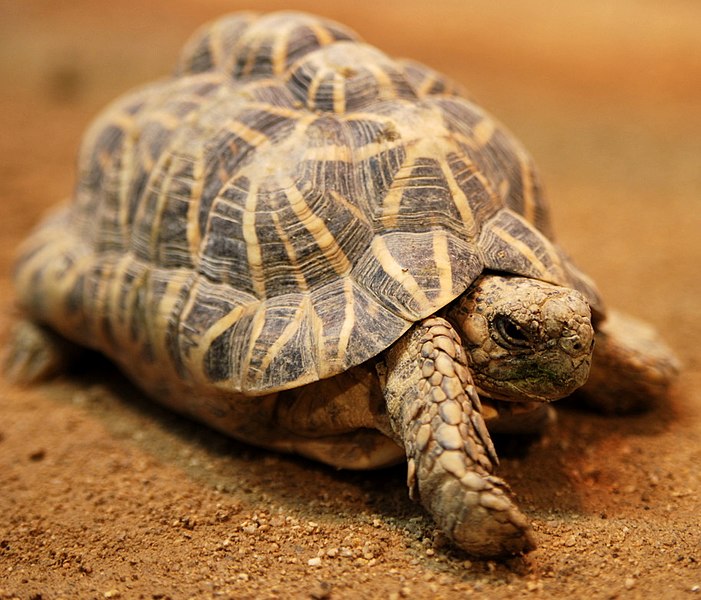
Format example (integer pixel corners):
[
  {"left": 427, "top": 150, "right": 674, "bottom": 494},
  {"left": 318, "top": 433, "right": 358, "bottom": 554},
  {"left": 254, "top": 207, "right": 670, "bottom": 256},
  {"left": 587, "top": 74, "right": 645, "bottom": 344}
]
[{"left": 7, "top": 11, "right": 679, "bottom": 557}]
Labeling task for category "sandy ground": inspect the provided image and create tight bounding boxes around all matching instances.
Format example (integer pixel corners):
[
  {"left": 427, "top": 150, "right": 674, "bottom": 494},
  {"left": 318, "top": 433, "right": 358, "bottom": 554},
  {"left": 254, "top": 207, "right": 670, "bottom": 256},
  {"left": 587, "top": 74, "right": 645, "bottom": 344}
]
[{"left": 1, "top": 1, "right": 700, "bottom": 598}]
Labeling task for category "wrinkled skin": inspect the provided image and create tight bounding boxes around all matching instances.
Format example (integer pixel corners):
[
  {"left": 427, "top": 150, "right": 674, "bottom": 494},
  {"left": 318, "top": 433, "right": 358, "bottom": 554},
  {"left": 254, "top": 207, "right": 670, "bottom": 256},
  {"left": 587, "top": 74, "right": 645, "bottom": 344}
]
[{"left": 448, "top": 275, "right": 594, "bottom": 402}]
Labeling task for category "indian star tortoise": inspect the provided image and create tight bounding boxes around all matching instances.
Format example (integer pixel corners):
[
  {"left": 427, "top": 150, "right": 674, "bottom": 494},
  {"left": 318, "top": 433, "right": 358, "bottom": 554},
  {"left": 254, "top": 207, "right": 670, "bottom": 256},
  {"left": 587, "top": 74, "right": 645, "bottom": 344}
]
[{"left": 7, "top": 11, "right": 679, "bottom": 557}]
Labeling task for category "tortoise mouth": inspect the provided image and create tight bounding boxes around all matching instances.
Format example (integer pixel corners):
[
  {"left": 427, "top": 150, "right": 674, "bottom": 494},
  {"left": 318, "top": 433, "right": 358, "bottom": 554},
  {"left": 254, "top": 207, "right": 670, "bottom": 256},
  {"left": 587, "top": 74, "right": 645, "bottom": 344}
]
[{"left": 475, "top": 357, "right": 592, "bottom": 403}]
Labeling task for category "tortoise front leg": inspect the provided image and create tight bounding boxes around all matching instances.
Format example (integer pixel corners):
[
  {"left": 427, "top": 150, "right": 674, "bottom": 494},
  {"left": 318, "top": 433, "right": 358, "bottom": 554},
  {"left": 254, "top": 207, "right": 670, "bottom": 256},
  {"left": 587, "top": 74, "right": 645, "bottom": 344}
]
[
  {"left": 381, "top": 316, "right": 535, "bottom": 557},
  {"left": 578, "top": 310, "right": 680, "bottom": 414}
]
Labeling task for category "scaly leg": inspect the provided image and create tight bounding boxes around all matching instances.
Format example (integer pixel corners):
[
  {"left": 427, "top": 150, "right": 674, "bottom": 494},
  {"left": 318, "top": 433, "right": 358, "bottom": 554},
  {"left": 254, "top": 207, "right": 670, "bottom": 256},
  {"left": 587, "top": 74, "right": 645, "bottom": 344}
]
[
  {"left": 4, "top": 319, "right": 84, "bottom": 383},
  {"left": 578, "top": 310, "right": 680, "bottom": 414},
  {"left": 381, "top": 316, "right": 535, "bottom": 557}
]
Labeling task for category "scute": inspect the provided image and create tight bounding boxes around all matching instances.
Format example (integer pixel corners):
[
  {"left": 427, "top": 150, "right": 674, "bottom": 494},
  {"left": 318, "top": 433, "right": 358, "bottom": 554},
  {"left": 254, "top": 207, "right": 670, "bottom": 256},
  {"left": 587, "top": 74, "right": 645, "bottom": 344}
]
[
  {"left": 13, "top": 11, "right": 602, "bottom": 395},
  {"left": 176, "top": 11, "right": 359, "bottom": 79}
]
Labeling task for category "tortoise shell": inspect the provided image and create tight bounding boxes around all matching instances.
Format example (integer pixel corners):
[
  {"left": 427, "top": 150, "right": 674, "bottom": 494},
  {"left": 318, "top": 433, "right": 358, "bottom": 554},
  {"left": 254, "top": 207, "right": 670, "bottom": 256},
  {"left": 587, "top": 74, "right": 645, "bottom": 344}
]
[{"left": 14, "top": 11, "right": 601, "bottom": 396}]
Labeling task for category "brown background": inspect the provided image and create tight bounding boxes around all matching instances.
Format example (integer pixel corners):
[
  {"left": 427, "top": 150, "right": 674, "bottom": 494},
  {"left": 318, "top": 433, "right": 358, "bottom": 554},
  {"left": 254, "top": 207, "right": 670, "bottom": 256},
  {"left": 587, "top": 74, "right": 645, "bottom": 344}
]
[{"left": 1, "top": 1, "right": 700, "bottom": 598}]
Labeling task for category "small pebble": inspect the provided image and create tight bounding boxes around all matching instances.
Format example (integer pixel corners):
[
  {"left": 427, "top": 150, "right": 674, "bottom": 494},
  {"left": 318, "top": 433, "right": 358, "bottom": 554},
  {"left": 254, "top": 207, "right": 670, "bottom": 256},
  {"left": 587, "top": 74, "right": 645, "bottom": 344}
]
[
  {"left": 29, "top": 449, "right": 46, "bottom": 462},
  {"left": 309, "top": 581, "right": 332, "bottom": 599}
]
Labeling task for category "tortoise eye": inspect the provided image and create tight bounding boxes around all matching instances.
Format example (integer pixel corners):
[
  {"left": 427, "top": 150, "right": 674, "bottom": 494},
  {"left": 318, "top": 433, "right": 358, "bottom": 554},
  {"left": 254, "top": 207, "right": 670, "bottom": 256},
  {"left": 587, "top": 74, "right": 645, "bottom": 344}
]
[{"left": 494, "top": 315, "right": 531, "bottom": 348}]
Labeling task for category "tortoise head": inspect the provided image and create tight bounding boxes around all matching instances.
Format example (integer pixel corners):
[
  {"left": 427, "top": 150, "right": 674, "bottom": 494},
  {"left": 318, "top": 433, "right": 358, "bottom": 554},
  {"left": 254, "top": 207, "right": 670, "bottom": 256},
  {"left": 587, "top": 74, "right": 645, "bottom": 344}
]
[{"left": 446, "top": 274, "right": 594, "bottom": 402}]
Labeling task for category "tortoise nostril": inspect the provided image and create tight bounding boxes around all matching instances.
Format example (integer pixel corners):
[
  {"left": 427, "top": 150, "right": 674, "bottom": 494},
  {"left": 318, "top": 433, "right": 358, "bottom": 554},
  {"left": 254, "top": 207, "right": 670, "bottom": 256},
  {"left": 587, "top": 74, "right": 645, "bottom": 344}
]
[{"left": 561, "top": 331, "right": 592, "bottom": 356}]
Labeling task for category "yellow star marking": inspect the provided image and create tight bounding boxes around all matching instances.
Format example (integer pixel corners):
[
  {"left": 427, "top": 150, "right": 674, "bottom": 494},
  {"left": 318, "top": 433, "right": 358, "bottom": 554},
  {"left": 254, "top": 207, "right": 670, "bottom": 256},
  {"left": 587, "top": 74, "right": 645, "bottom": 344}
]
[
  {"left": 439, "top": 157, "right": 478, "bottom": 236},
  {"left": 336, "top": 278, "right": 356, "bottom": 365},
  {"left": 516, "top": 149, "right": 537, "bottom": 225},
  {"left": 329, "top": 190, "right": 371, "bottom": 227},
  {"left": 228, "top": 119, "right": 270, "bottom": 147},
  {"left": 270, "top": 26, "right": 290, "bottom": 75},
  {"left": 257, "top": 296, "right": 310, "bottom": 374},
  {"left": 270, "top": 211, "right": 309, "bottom": 292},
  {"left": 491, "top": 223, "right": 564, "bottom": 280},
  {"left": 284, "top": 180, "right": 352, "bottom": 276},
  {"left": 371, "top": 235, "right": 432, "bottom": 316},
  {"left": 472, "top": 118, "right": 495, "bottom": 147},
  {"left": 432, "top": 230, "right": 454, "bottom": 305},
  {"left": 194, "top": 302, "right": 246, "bottom": 383},
  {"left": 332, "top": 72, "right": 346, "bottom": 114},
  {"left": 242, "top": 181, "right": 267, "bottom": 298},
  {"left": 305, "top": 66, "right": 326, "bottom": 111},
  {"left": 186, "top": 153, "right": 204, "bottom": 266},
  {"left": 309, "top": 22, "right": 336, "bottom": 46}
]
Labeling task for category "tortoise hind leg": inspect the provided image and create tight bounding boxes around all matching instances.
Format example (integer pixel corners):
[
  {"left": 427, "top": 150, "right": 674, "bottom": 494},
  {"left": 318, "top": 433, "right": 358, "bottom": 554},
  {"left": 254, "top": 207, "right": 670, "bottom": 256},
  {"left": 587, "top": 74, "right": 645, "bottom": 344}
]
[
  {"left": 577, "top": 310, "right": 680, "bottom": 414},
  {"left": 4, "top": 319, "right": 85, "bottom": 384}
]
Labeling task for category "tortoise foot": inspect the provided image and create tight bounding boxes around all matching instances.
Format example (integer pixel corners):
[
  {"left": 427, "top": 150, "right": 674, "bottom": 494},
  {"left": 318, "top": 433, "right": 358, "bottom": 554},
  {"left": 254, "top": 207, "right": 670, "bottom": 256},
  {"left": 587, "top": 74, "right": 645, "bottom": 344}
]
[{"left": 4, "top": 319, "right": 82, "bottom": 383}]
